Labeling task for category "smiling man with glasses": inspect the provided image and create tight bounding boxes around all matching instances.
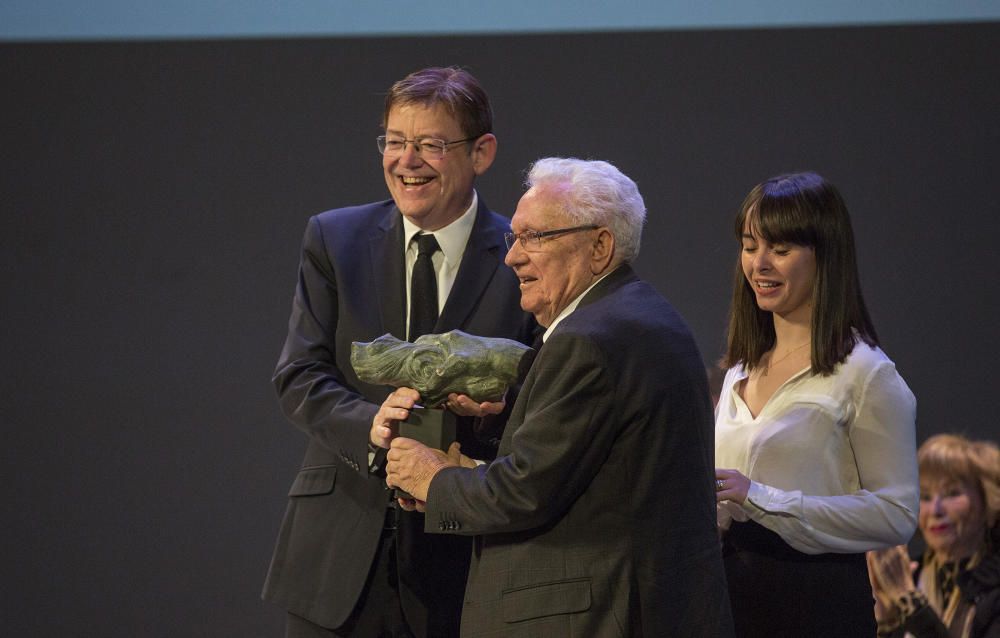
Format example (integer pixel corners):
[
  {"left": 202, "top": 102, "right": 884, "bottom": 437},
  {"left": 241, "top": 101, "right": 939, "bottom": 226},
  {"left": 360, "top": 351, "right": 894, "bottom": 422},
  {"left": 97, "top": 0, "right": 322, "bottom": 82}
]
[
  {"left": 386, "top": 157, "right": 735, "bottom": 637},
  {"left": 263, "top": 67, "right": 535, "bottom": 638},
  {"left": 376, "top": 135, "right": 481, "bottom": 159}
]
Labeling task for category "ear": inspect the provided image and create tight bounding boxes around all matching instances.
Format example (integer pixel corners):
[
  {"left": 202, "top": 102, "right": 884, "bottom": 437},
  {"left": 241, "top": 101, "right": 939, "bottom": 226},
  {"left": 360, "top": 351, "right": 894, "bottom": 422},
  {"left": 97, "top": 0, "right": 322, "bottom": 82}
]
[
  {"left": 590, "top": 228, "right": 616, "bottom": 274},
  {"left": 470, "top": 133, "right": 497, "bottom": 175}
]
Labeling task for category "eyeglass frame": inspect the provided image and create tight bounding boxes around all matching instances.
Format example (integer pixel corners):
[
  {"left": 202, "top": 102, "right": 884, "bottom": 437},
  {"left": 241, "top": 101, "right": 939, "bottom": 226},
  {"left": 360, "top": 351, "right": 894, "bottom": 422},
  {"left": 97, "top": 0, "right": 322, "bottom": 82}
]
[
  {"left": 376, "top": 135, "right": 480, "bottom": 159},
  {"left": 504, "top": 225, "right": 600, "bottom": 251}
]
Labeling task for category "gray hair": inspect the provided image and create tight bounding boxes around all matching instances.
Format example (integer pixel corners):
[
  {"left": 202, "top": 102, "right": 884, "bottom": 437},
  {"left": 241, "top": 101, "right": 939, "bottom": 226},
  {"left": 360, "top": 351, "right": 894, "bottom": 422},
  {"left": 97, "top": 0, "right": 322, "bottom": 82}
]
[{"left": 525, "top": 157, "right": 646, "bottom": 264}]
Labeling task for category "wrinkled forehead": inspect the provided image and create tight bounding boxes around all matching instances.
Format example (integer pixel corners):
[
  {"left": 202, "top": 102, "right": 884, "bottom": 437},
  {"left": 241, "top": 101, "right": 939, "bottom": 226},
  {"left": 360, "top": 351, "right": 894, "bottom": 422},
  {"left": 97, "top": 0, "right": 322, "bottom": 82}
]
[
  {"left": 513, "top": 185, "right": 572, "bottom": 229},
  {"left": 384, "top": 102, "right": 462, "bottom": 134}
]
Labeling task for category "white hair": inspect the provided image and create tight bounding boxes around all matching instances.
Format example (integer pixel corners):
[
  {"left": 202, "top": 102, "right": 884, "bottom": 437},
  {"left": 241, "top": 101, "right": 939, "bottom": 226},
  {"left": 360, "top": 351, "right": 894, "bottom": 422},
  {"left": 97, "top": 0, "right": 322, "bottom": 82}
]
[{"left": 525, "top": 157, "right": 646, "bottom": 264}]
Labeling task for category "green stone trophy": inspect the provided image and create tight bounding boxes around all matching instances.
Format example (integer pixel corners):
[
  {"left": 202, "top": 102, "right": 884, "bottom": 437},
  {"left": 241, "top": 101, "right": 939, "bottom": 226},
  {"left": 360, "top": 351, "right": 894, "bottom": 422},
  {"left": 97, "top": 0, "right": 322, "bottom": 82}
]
[{"left": 351, "top": 330, "right": 532, "bottom": 498}]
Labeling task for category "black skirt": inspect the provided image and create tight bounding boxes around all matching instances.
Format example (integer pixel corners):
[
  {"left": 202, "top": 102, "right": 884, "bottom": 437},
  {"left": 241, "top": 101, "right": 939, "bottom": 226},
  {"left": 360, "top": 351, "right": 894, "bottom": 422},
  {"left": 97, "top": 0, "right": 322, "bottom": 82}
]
[{"left": 722, "top": 520, "right": 876, "bottom": 638}]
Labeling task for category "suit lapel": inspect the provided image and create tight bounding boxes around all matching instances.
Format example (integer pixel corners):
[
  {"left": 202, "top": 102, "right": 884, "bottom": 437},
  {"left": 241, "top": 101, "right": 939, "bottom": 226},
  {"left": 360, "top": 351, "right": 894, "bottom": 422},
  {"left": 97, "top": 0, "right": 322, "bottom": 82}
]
[
  {"left": 498, "top": 269, "right": 635, "bottom": 454},
  {"left": 369, "top": 208, "right": 407, "bottom": 340},
  {"left": 575, "top": 264, "right": 637, "bottom": 311},
  {"left": 436, "top": 200, "right": 505, "bottom": 331}
]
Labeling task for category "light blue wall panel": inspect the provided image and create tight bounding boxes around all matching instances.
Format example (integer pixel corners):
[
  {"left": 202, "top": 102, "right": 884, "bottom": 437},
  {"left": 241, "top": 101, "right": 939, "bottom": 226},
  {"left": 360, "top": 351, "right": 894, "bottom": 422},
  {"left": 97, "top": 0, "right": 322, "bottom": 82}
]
[{"left": 3, "top": 0, "right": 999, "bottom": 41}]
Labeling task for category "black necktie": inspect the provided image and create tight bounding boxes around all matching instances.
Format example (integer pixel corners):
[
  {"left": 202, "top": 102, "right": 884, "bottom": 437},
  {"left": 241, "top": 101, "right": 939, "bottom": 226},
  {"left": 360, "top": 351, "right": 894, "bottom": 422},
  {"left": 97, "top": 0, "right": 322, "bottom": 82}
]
[{"left": 409, "top": 233, "right": 440, "bottom": 340}]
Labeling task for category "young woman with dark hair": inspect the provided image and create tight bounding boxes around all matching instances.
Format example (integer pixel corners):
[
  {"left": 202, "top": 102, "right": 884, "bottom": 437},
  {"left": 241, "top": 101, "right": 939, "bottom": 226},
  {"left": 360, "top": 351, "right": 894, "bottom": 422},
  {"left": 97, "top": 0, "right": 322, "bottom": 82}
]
[{"left": 714, "top": 172, "right": 920, "bottom": 637}]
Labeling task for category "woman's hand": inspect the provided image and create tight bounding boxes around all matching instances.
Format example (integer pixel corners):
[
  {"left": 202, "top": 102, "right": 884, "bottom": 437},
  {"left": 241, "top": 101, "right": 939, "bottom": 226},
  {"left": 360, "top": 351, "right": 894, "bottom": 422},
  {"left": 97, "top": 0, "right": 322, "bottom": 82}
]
[
  {"left": 867, "top": 545, "right": 918, "bottom": 621},
  {"left": 715, "top": 468, "right": 751, "bottom": 504}
]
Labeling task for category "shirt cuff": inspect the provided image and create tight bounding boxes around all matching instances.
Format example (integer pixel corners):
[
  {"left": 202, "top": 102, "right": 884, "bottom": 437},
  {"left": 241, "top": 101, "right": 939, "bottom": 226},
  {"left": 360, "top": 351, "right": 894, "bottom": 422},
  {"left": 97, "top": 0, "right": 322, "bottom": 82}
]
[
  {"left": 745, "top": 480, "right": 773, "bottom": 511},
  {"left": 368, "top": 442, "right": 384, "bottom": 473}
]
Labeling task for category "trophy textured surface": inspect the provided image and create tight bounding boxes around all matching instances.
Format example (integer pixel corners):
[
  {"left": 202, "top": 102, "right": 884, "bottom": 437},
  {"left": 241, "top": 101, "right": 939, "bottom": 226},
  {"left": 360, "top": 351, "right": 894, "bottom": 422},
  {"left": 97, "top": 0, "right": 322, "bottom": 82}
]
[{"left": 351, "top": 330, "right": 531, "bottom": 406}]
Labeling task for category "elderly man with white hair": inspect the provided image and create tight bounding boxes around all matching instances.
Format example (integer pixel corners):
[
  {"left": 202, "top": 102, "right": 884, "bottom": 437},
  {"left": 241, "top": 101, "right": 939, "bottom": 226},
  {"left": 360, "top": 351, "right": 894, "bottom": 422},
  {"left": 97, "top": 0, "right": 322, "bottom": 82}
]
[{"left": 386, "top": 157, "right": 733, "bottom": 637}]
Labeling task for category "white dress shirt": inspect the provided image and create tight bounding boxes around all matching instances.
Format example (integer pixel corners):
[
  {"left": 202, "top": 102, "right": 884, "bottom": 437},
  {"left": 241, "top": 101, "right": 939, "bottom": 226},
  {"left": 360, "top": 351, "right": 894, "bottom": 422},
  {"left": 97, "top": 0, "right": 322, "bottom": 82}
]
[
  {"left": 401, "top": 192, "right": 478, "bottom": 339},
  {"left": 715, "top": 342, "right": 919, "bottom": 554},
  {"left": 369, "top": 194, "right": 479, "bottom": 467}
]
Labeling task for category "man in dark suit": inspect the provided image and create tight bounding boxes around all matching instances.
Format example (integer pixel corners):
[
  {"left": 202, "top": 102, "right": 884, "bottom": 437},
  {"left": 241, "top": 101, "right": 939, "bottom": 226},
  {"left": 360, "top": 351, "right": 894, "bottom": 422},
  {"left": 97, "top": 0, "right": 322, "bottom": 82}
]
[
  {"left": 386, "top": 158, "right": 734, "bottom": 637},
  {"left": 263, "top": 67, "right": 535, "bottom": 638}
]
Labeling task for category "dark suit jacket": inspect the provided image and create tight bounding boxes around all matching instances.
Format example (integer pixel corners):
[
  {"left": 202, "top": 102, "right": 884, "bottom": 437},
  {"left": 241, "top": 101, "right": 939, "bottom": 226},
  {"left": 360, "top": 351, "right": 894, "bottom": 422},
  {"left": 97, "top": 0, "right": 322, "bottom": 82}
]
[
  {"left": 263, "top": 198, "right": 535, "bottom": 636},
  {"left": 425, "top": 266, "right": 734, "bottom": 637}
]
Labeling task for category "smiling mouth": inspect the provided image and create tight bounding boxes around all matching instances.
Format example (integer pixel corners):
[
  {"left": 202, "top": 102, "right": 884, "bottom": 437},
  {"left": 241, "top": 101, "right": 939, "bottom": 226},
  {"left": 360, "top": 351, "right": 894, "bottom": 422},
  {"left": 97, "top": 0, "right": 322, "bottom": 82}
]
[{"left": 400, "top": 176, "right": 433, "bottom": 186}]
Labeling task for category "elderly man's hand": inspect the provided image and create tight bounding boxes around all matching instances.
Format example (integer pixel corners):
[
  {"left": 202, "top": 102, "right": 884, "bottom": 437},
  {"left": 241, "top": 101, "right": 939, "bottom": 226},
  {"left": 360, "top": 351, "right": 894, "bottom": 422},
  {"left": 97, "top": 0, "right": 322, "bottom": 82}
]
[
  {"left": 395, "top": 496, "right": 427, "bottom": 513},
  {"left": 386, "top": 437, "right": 456, "bottom": 502},
  {"left": 445, "top": 441, "right": 479, "bottom": 469}
]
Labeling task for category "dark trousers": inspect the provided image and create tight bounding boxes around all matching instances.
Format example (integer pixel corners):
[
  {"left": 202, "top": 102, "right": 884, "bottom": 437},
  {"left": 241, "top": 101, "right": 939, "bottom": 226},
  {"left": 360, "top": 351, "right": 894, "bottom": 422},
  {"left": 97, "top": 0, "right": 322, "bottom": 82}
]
[
  {"left": 286, "top": 513, "right": 413, "bottom": 638},
  {"left": 723, "top": 520, "right": 876, "bottom": 638}
]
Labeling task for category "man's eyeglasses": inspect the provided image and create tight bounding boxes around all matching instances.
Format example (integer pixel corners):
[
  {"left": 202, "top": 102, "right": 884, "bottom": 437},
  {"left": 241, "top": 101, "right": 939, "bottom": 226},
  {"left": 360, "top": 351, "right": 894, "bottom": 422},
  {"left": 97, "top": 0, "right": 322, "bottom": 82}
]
[
  {"left": 376, "top": 135, "right": 479, "bottom": 160},
  {"left": 504, "top": 225, "right": 600, "bottom": 251}
]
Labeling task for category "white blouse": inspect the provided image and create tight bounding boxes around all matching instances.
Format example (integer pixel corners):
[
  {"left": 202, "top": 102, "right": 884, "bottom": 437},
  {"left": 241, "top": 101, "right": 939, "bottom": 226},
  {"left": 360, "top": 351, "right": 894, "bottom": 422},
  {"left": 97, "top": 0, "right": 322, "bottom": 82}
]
[{"left": 715, "top": 342, "right": 919, "bottom": 555}]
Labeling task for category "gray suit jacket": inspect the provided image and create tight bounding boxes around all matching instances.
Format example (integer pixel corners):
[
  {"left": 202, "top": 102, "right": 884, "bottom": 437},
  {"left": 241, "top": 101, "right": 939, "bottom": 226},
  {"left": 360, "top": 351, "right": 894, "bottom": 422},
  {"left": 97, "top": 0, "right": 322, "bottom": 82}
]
[
  {"left": 426, "top": 266, "right": 734, "bottom": 637},
  {"left": 263, "top": 199, "right": 535, "bottom": 635}
]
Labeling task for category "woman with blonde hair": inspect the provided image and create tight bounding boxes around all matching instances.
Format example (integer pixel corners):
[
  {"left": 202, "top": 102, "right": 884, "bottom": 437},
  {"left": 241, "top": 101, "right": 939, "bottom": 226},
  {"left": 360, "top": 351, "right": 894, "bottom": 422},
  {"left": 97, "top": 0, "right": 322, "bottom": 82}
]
[{"left": 868, "top": 434, "right": 1000, "bottom": 638}]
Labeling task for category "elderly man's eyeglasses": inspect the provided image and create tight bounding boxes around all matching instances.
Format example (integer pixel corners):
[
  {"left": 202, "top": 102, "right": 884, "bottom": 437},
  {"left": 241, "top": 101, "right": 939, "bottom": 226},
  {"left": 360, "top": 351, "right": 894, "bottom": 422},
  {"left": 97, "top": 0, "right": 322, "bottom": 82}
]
[
  {"left": 504, "top": 225, "right": 600, "bottom": 251},
  {"left": 376, "top": 135, "right": 478, "bottom": 160}
]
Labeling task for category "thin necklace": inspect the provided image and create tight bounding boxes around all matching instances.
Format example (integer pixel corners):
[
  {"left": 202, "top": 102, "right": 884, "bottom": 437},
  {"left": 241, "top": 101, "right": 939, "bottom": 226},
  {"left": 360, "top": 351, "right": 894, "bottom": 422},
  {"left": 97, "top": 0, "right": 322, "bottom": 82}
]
[{"left": 762, "top": 341, "right": 810, "bottom": 376}]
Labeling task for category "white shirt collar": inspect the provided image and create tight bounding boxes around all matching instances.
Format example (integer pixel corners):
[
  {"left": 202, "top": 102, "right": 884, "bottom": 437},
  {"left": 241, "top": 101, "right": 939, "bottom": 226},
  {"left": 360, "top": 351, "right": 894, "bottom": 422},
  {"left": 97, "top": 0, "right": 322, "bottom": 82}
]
[
  {"left": 542, "top": 267, "right": 617, "bottom": 342},
  {"left": 401, "top": 191, "right": 478, "bottom": 263}
]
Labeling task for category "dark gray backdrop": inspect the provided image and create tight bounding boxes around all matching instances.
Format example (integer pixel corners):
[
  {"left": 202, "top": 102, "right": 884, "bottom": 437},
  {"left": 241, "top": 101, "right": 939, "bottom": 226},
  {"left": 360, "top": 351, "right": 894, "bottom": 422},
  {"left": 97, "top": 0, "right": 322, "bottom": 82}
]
[{"left": 2, "top": 22, "right": 997, "bottom": 636}]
